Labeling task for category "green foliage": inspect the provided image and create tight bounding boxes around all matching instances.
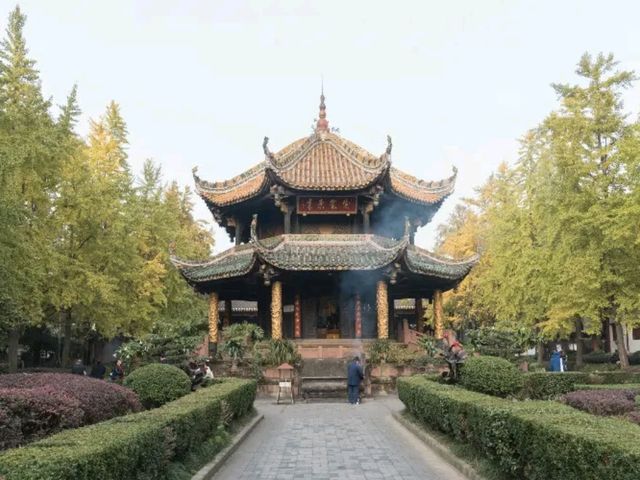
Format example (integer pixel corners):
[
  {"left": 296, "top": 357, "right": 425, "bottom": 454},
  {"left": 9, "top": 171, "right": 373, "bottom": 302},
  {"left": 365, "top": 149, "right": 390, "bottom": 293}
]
[
  {"left": 255, "top": 338, "right": 301, "bottom": 367},
  {"left": 0, "top": 6, "right": 213, "bottom": 369},
  {"left": 124, "top": 364, "right": 191, "bottom": 408},
  {"left": 398, "top": 376, "right": 640, "bottom": 480},
  {"left": 220, "top": 323, "right": 265, "bottom": 364},
  {"left": 222, "top": 323, "right": 264, "bottom": 344},
  {"left": 436, "top": 53, "right": 640, "bottom": 368},
  {"left": 117, "top": 319, "right": 208, "bottom": 370},
  {"left": 417, "top": 335, "right": 438, "bottom": 357},
  {"left": 0, "top": 378, "right": 256, "bottom": 480},
  {"left": 465, "top": 327, "right": 533, "bottom": 359},
  {"left": 585, "top": 371, "right": 640, "bottom": 385},
  {"left": 366, "top": 339, "right": 419, "bottom": 366},
  {"left": 459, "top": 355, "right": 523, "bottom": 397},
  {"left": 582, "top": 351, "right": 616, "bottom": 364},
  {"left": 0, "top": 6, "right": 59, "bottom": 360},
  {"left": 521, "top": 372, "right": 587, "bottom": 399},
  {"left": 575, "top": 383, "right": 640, "bottom": 392}
]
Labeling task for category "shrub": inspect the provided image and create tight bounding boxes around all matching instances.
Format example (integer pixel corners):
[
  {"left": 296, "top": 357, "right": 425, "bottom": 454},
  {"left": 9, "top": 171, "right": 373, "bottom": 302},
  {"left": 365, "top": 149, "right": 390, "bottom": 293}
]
[
  {"left": 627, "top": 411, "right": 640, "bottom": 425},
  {"left": 116, "top": 320, "right": 209, "bottom": 370},
  {"left": 366, "top": 339, "right": 419, "bottom": 365},
  {"left": 585, "top": 371, "right": 640, "bottom": 385},
  {"left": 459, "top": 355, "right": 523, "bottom": 397},
  {"left": 629, "top": 351, "right": 640, "bottom": 365},
  {"left": 0, "top": 378, "right": 256, "bottom": 480},
  {"left": 0, "top": 386, "right": 84, "bottom": 450},
  {"left": 398, "top": 376, "right": 640, "bottom": 480},
  {"left": 124, "top": 363, "right": 191, "bottom": 408},
  {"left": 582, "top": 351, "right": 616, "bottom": 364},
  {"left": 561, "top": 389, "right": 637, "bottom": 416},
  {"left": 575, "top": 383, "right": 640, "bottom": 392},
  {"left": 0, "top": 374, "right": 142, "bottom": 450},
  {"left": 257, "top": 338, "right": 302, "bottom": 367},
  {"left": 464, "top": 327, "right": 533, "bottom": 359},
  {"left": 521, "top": 372, "right": 587, "bottom": 399}
]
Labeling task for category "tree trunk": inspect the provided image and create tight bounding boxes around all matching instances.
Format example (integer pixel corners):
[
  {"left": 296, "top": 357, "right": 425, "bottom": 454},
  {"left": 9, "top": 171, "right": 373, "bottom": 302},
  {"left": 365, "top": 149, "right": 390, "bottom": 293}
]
[
  {"left": 61, "top": 309, "right": 72, "bottom": 368},
  {"left": 8, "top": 327, "right": 20, "bottom": 373},
  {"left": 615, "top": 322, "right": 630, "bottom": 368},
  {"left": 536, "top": 340, "right": 544, "bottom": 364},
  {"left": 575, "top": 319, "right": 584, "bottom": 370}
]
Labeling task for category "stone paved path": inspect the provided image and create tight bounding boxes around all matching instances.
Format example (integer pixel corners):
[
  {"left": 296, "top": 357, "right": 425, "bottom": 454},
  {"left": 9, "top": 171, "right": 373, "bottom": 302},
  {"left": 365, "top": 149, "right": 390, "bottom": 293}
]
[{"left": 214, "top": 396, "right": 467, "bottom": 480}]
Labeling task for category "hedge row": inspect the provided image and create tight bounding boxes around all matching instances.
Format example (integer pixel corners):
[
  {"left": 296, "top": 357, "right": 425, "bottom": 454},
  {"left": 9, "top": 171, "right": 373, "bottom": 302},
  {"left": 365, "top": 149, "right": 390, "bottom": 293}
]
[
  {"left": 522, "top": 372, "right": 586, "bottom": 399},
  {"left": 586, "top": 371, "right": 640, "bottom": 384},
  {"left": 575, "top": 383, "right": 640, "bottom": 391},
  {"left": 0, "top": 378, "right": 256, "bottom": 480},
  {"left": 398, "top": 376, "right": 640, "bottom": 480},
  {"left": 522, "top": 371, "right": 640, "bottom": 399}
]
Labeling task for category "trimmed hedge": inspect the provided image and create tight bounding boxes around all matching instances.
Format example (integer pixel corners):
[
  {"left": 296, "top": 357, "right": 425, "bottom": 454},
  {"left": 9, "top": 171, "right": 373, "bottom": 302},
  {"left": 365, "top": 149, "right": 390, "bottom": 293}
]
[
  {"left": 459, "top": 355, "right": 523, "bottom": 397},
  {"left": 124, "top": 363, "right": 191, "bottom": 408},
  {"left": 0, "top": 386, "right": 84, "bottom": 450},
  {"left": 575, "top": 383, "right": 640, "bottom": 392},
  {"left": 0, "top": 378, "right": 256, "bottom": 480},
  {"left": 398, "top": 376, "right": 640, "bottom": 480},
  {"left": 522, "top": 372, "right": 586, "bottom": 399},
  {"left": 585, "top": 371, "right": 640, "bottom": 385},
  {"left": 0, "top": 373, "right": 142, "bottom": 425},
  {"left": 561, "top": 389, "right": 637, "bottom": 416}
]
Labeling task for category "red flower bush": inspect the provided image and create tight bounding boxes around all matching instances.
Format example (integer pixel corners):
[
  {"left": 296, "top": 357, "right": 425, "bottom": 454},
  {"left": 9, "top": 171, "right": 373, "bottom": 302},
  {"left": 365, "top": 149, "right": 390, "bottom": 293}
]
[
  {"left": 0, "top": 373, "right": 142, "bottom": 449},
  {"left": 561, "top": 389, "right": 637, "bottom": 416}
]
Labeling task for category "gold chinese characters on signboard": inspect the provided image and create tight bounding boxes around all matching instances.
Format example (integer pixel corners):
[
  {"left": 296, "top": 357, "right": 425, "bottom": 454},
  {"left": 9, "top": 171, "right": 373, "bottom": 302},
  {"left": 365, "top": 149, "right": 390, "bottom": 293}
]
[{"left": 296, "top": 196, "right": 357, "bottom": 215}]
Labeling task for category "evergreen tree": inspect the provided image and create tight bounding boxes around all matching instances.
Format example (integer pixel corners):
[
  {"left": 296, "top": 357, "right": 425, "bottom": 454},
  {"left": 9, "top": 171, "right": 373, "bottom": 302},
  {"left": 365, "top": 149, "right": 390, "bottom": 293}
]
[{"left": 0, "top": 6, "right": 58, "bottom": 371}]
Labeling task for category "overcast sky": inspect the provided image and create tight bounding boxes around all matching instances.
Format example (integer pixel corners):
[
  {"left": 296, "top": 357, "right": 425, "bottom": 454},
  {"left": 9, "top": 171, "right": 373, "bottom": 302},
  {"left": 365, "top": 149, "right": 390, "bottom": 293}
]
[{"left": 9, "top": 0, "right": 640, "bottom": 253}]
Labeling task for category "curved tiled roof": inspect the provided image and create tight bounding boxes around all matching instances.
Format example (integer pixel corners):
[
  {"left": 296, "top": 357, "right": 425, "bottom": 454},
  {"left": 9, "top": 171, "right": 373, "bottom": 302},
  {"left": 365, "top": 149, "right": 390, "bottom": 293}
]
[
  {"left": 254, "top": 234, "right": 406, "bottom": 270},
  {"left": 404, "top": 245, "right": 479, "bottom": 280},
  {"left": 389, "top": 166, "right": 457, "bottom": 205},
  {"left": 171, "top": 244, "right": 257, "bottom": 282},
  {"left": 171, "top": 233, "right": 477, "bottom": 285},
  {"left": 193, "top": 142, "right": 456, "bottom": 209},
  {"left": 193, "top": 163, "right": 268, "bottom": 207},
  {"left": 266, "top": 133, "right": 389, "bottom": 191}
]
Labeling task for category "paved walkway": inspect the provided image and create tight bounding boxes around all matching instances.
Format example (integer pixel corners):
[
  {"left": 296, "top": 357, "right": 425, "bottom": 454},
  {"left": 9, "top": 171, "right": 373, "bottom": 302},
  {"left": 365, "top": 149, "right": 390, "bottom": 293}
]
[{"left": 214, "top": 396, "right": 468, "bottom": 480}]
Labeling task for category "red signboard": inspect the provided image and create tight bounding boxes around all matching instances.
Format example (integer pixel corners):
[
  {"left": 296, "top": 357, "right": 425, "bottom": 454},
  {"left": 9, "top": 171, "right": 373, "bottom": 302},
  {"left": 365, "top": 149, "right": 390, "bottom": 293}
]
[{"left": 296, "top": 196, "right": 358, "bottom": 215}]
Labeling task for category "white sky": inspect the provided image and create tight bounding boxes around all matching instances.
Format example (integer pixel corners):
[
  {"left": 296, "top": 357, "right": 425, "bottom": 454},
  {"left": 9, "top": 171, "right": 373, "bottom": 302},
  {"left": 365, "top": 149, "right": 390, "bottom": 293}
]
[{"left": 9, "top": 0, "right": 640, "bottom": 253}]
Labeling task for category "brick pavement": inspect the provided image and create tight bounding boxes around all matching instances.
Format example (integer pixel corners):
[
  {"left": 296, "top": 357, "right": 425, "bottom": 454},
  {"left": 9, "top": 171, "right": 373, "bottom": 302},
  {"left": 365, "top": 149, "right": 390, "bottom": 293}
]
[{"left": 213, "top": 396, "right": 467, "bottom": 480}]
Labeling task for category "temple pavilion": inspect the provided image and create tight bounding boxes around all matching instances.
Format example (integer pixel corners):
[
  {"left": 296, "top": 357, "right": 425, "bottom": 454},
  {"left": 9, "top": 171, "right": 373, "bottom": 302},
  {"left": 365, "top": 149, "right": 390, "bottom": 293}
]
[{"left": 171, "top": 93, "right": 478, "bottom": 349}]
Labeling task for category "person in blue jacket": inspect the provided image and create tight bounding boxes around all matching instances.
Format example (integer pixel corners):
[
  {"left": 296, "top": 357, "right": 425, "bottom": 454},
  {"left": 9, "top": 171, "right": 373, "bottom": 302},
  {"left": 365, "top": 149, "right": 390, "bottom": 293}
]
[
  {"left": 347, "top": 356, "right": 364, "bottom": 404},
  {"left": 550, "top": 348, "right": 566, "bottom": 372}
]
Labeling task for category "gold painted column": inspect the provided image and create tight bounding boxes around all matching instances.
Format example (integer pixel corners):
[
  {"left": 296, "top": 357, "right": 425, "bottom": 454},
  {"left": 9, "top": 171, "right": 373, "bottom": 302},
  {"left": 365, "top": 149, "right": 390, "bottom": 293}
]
[
  {"left": 415, "top": 298, "right": 424, "bottom": 333},
  {"left": 294, "top": 293, "right": 302, "bottom": 339},
  {"left": 355, "top": 292, "right": 362, "bottom": 339},
  {"left": 433, "top": 289, "right": 444, "bottom": 339},
  {"left": 376, "top": 280, "right": 389, "bottom": 339},
  {"left": 271, "top": 281, "right": 283, "bottom": 340},
  {"left": 223, "top": 299, "right": 232, "bottom": 329},
  {"left": 209, "top": 292, "right": 219, "bottom": 344}
]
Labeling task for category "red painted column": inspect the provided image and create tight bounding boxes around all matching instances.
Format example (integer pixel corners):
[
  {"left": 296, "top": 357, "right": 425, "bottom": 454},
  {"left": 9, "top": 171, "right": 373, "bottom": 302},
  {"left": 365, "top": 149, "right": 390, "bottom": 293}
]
[
  {"left": 355, "top": 292, "right": 362, "bottom": 339},
  {"left": 294, "top": 293, "right": 302, "bottom": 339}
]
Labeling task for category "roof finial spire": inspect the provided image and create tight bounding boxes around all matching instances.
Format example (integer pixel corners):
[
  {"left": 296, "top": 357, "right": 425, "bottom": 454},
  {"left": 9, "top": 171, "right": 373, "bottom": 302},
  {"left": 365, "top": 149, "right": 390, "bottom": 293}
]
[{"left": 316, "top": 77, "right": 329, "bottom": 133}]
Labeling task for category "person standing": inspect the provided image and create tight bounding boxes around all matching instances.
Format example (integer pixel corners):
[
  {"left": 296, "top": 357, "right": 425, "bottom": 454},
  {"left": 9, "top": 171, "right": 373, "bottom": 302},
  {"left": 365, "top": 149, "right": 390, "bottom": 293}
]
[
  {"left": 110, "top": 359, "right": 125, "bottom": 383},
  {"left": 90, "top": 360, "right": 106, "bottom": 379},
  {"left": 71, "top": 358, "right": 86, "bottom": 375},
  {"left": 347, "top": 356, "right": 364, "bottom": 405}
]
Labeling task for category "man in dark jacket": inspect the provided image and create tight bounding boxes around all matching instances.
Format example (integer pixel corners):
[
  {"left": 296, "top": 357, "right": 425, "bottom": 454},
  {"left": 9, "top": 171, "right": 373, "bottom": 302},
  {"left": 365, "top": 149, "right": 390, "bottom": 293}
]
[
  {"left": 90, "top": 360, "right": 106, "bottom": 379},
  {"left": 347, "top": 356, "right": 364, "bottom": 404}
]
